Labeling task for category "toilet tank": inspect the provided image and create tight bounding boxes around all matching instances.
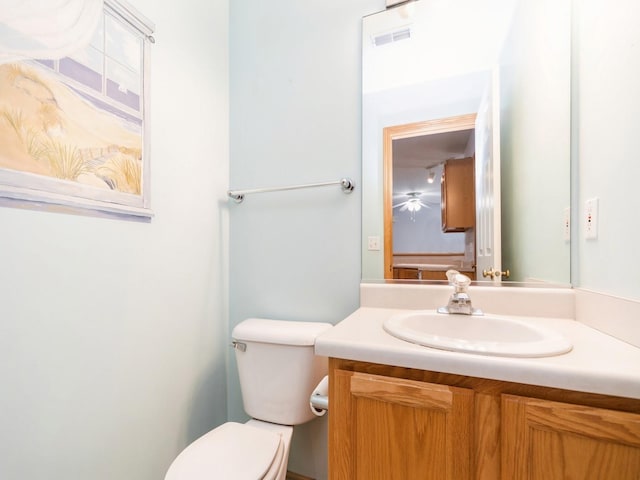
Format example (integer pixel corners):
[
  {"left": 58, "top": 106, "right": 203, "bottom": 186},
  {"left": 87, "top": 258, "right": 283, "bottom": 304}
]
[{"left": 232, "top": 318, "right": 333, "bottom": 426}]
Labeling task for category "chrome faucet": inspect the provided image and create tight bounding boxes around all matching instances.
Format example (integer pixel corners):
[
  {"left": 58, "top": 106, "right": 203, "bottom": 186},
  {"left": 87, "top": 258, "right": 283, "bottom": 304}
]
[{"left": 437, "top": 270, "right": 483, "bottom": 316}]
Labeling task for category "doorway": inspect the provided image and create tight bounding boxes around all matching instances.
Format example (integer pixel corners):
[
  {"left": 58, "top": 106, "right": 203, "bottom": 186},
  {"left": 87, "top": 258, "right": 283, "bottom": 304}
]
[{"left": 383, "top": 114, "right": 477, "bottom": 280}]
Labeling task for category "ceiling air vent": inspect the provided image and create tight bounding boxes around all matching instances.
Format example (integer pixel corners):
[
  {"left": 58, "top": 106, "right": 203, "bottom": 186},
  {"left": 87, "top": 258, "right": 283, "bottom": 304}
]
[{"left": 372, "top": 26, "right": 412, "bottom": 47}]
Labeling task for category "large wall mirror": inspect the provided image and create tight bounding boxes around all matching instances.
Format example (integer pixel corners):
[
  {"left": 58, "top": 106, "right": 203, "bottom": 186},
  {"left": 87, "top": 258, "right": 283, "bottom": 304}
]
[{"left": 362, "top": 0, "right": 571, "bottom": 286}]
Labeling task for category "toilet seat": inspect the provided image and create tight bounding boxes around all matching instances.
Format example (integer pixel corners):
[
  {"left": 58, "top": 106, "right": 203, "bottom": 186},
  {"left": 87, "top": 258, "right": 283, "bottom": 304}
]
[{"left": 164, "top": 422, "right": 284, "bottom": 480}]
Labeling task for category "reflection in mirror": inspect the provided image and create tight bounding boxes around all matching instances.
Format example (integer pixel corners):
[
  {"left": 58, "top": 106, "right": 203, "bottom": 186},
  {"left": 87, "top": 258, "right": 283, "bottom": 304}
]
[
  {"left": 362, "top": 0, "right": 571, "bottom": 286},
  {"left": 384, "top": 114, "right": 479, "bottom": 281}
]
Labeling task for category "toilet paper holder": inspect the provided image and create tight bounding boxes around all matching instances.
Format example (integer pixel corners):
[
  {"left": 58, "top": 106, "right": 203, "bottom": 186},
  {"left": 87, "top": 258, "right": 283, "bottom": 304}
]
[
  {"left": 309, "top": 375, "right": 329, "bottom": 415},
  {"left": 310, "top": 393, "right": 329, "bottom": 413}
]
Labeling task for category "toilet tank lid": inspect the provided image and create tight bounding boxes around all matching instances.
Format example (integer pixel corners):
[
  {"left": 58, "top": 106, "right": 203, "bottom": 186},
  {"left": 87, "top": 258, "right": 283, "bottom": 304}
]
[{"left": 232, "top": 318, "right": 333, "bottom": 346}]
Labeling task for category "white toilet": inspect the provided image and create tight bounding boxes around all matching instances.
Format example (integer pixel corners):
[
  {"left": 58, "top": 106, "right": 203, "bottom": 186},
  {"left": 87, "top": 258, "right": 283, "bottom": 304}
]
[{"left": 165, "top": 318, "right": 333, "bottom": 480}]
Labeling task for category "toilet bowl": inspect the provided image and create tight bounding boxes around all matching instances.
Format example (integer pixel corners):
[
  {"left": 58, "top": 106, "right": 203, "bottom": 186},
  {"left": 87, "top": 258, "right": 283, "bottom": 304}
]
[{"left": 164, "top": 318, "right": 332, "bottom": 480}]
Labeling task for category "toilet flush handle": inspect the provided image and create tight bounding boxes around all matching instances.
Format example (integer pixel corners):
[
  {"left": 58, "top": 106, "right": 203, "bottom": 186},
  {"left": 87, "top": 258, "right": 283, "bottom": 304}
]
[{"left": 231, "top": 341, "right": 246, "bottom": 352}]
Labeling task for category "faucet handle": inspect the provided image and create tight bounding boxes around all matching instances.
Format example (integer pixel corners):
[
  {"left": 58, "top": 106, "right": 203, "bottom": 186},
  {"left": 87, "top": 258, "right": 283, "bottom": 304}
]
[
  {"left": 445, "top": 269, "right": 460, "bottom": 284},
  {"left": 446, "top": 270, "right": 471, "bottom": 292}
]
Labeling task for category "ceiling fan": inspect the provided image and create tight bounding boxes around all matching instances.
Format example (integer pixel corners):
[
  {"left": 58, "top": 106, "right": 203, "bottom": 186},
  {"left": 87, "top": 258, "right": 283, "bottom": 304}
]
[{"left": 393, "top": 191, "right": 438, "bottom": 212}]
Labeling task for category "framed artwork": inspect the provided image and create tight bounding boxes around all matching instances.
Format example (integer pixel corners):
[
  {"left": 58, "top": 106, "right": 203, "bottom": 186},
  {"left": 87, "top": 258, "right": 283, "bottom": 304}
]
[{"left": 0, "top": 1, "right": 154, "bottom": 219}]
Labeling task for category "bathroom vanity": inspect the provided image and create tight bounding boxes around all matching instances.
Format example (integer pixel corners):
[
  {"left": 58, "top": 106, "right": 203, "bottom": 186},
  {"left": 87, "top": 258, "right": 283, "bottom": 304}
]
[
  {"left": 327, "top": 359, "right": 640, "bottom": 480},
  {"left": 316, "top": 285, "right": 640, "bottom": 480}
]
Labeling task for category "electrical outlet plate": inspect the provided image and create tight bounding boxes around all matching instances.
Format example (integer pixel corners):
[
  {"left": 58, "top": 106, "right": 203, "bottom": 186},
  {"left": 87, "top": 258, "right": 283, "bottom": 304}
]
[
  {"left": 368, "top": 236, "right": 380, "bottom": 251},
  {"left": 563, "top": 207, "right": 571, "bottom": 242},
  {"left": 585, "top": 198, "right": 599, "bottom": 240}
]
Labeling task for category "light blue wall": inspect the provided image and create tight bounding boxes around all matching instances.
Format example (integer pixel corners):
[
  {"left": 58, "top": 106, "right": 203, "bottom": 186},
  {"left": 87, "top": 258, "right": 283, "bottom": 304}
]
[
  {"left": 499, "top": 0, "right": 571, "bottom": 284},
  {"left": 229, "top": 0, "right": 384, "bottom": 477},
  {"left": 0, "top": 1, "right": 230, "bottom": 479},
  {"left": 575, "top": 0, "right": 640, "bottom": 301}
]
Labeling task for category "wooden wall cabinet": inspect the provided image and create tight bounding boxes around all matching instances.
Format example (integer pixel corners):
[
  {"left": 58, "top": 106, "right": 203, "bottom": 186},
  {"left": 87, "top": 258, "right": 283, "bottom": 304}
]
[
  {"left": 441, "top": 157, "right": 475, "bottom": 232},
  {"left": 329, "top": 359, "right": 640, "bottom": 480}
]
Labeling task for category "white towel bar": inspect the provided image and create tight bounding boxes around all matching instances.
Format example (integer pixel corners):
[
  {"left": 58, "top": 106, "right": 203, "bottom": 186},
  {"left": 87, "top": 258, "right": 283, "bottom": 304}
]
[{"left": 227, "top": 178, "right": 355, "bottom": 203}]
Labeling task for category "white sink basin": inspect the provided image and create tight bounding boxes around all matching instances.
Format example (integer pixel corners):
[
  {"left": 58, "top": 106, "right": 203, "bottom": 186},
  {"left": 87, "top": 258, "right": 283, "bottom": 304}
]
[{"left": 383, "top": 310, "right": 573, "bottom": 357}]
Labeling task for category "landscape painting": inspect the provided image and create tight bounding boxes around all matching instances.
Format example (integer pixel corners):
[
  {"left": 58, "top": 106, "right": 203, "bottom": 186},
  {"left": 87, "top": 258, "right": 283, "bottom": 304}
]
[
  {"left": 0, "top": 61, "right": 142, "bottom": 189},
  {"left": 0, "top": 16, "right": 151, "bottom": 217}
]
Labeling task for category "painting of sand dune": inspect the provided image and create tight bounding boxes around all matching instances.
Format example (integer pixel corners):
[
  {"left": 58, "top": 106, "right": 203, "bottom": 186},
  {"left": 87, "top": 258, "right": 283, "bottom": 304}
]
[{"left": 0, "top": 61, "right": 145, "bottom": 200}]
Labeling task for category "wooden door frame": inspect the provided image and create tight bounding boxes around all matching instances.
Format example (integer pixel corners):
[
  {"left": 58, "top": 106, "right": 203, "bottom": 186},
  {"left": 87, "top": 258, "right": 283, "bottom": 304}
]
[{"left": 383, "top": 113, "right": 477, "bottom": 279}]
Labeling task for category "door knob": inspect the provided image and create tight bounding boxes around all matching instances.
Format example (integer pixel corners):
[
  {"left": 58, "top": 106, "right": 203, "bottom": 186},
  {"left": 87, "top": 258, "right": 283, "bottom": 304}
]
[
  {"left": 482, "top": 268, "right": 497, "bottom": 279},
  {"left": 482, "top": 268, "right": 510, "bottom": 280}
]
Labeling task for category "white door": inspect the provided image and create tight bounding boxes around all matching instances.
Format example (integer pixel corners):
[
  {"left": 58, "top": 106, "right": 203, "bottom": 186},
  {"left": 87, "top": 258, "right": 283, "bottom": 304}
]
[{"left": 475, "top": 68, "right": 503, "bottom": 283}]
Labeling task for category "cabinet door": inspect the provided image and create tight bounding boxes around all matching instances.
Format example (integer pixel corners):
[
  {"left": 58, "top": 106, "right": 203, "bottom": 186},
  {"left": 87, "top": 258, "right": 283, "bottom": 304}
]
[
  {"left": 441, "top": 157, "right": 475, "bottom": 232},
  {"left": 330, "top": 370, "right": 474, "bottom": 480},
  {"left": 502, "top": 394, "right": 640, "bottom": 479}
]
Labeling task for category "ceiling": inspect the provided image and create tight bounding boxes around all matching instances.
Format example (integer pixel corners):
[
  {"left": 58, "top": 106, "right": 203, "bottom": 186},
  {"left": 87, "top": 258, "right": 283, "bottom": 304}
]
[{"left": 393, "top": 129, "right": 475, "bottom": 168}]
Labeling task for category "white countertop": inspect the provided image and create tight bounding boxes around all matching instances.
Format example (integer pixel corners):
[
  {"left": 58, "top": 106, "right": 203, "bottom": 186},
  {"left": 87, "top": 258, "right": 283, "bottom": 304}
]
[{"left": 315, "top": 307, "right": 640, "bottom": 400}]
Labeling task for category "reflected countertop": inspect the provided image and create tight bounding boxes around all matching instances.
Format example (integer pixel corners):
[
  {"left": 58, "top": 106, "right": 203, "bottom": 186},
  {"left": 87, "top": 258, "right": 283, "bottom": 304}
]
[
  {"left": 393, "top": 263, "right": 475, "bottom": 272},
  {"left": 393, "top": 263, "right": 455, "bottom": 271}
]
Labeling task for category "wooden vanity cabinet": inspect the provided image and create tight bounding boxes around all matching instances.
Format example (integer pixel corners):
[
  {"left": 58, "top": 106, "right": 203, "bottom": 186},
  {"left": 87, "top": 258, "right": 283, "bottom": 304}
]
[
  {"left": 328, "top": 359, "right": 640, "bottom": 480},
  {"left": 331, "top": 369, "right": 473, "bottom": 480},
  {"left": 441, "top": 157, "right": 475, "bottom": 232},
  {"left": 502, "top": 394, "right": 640, "bottom": 479}
]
